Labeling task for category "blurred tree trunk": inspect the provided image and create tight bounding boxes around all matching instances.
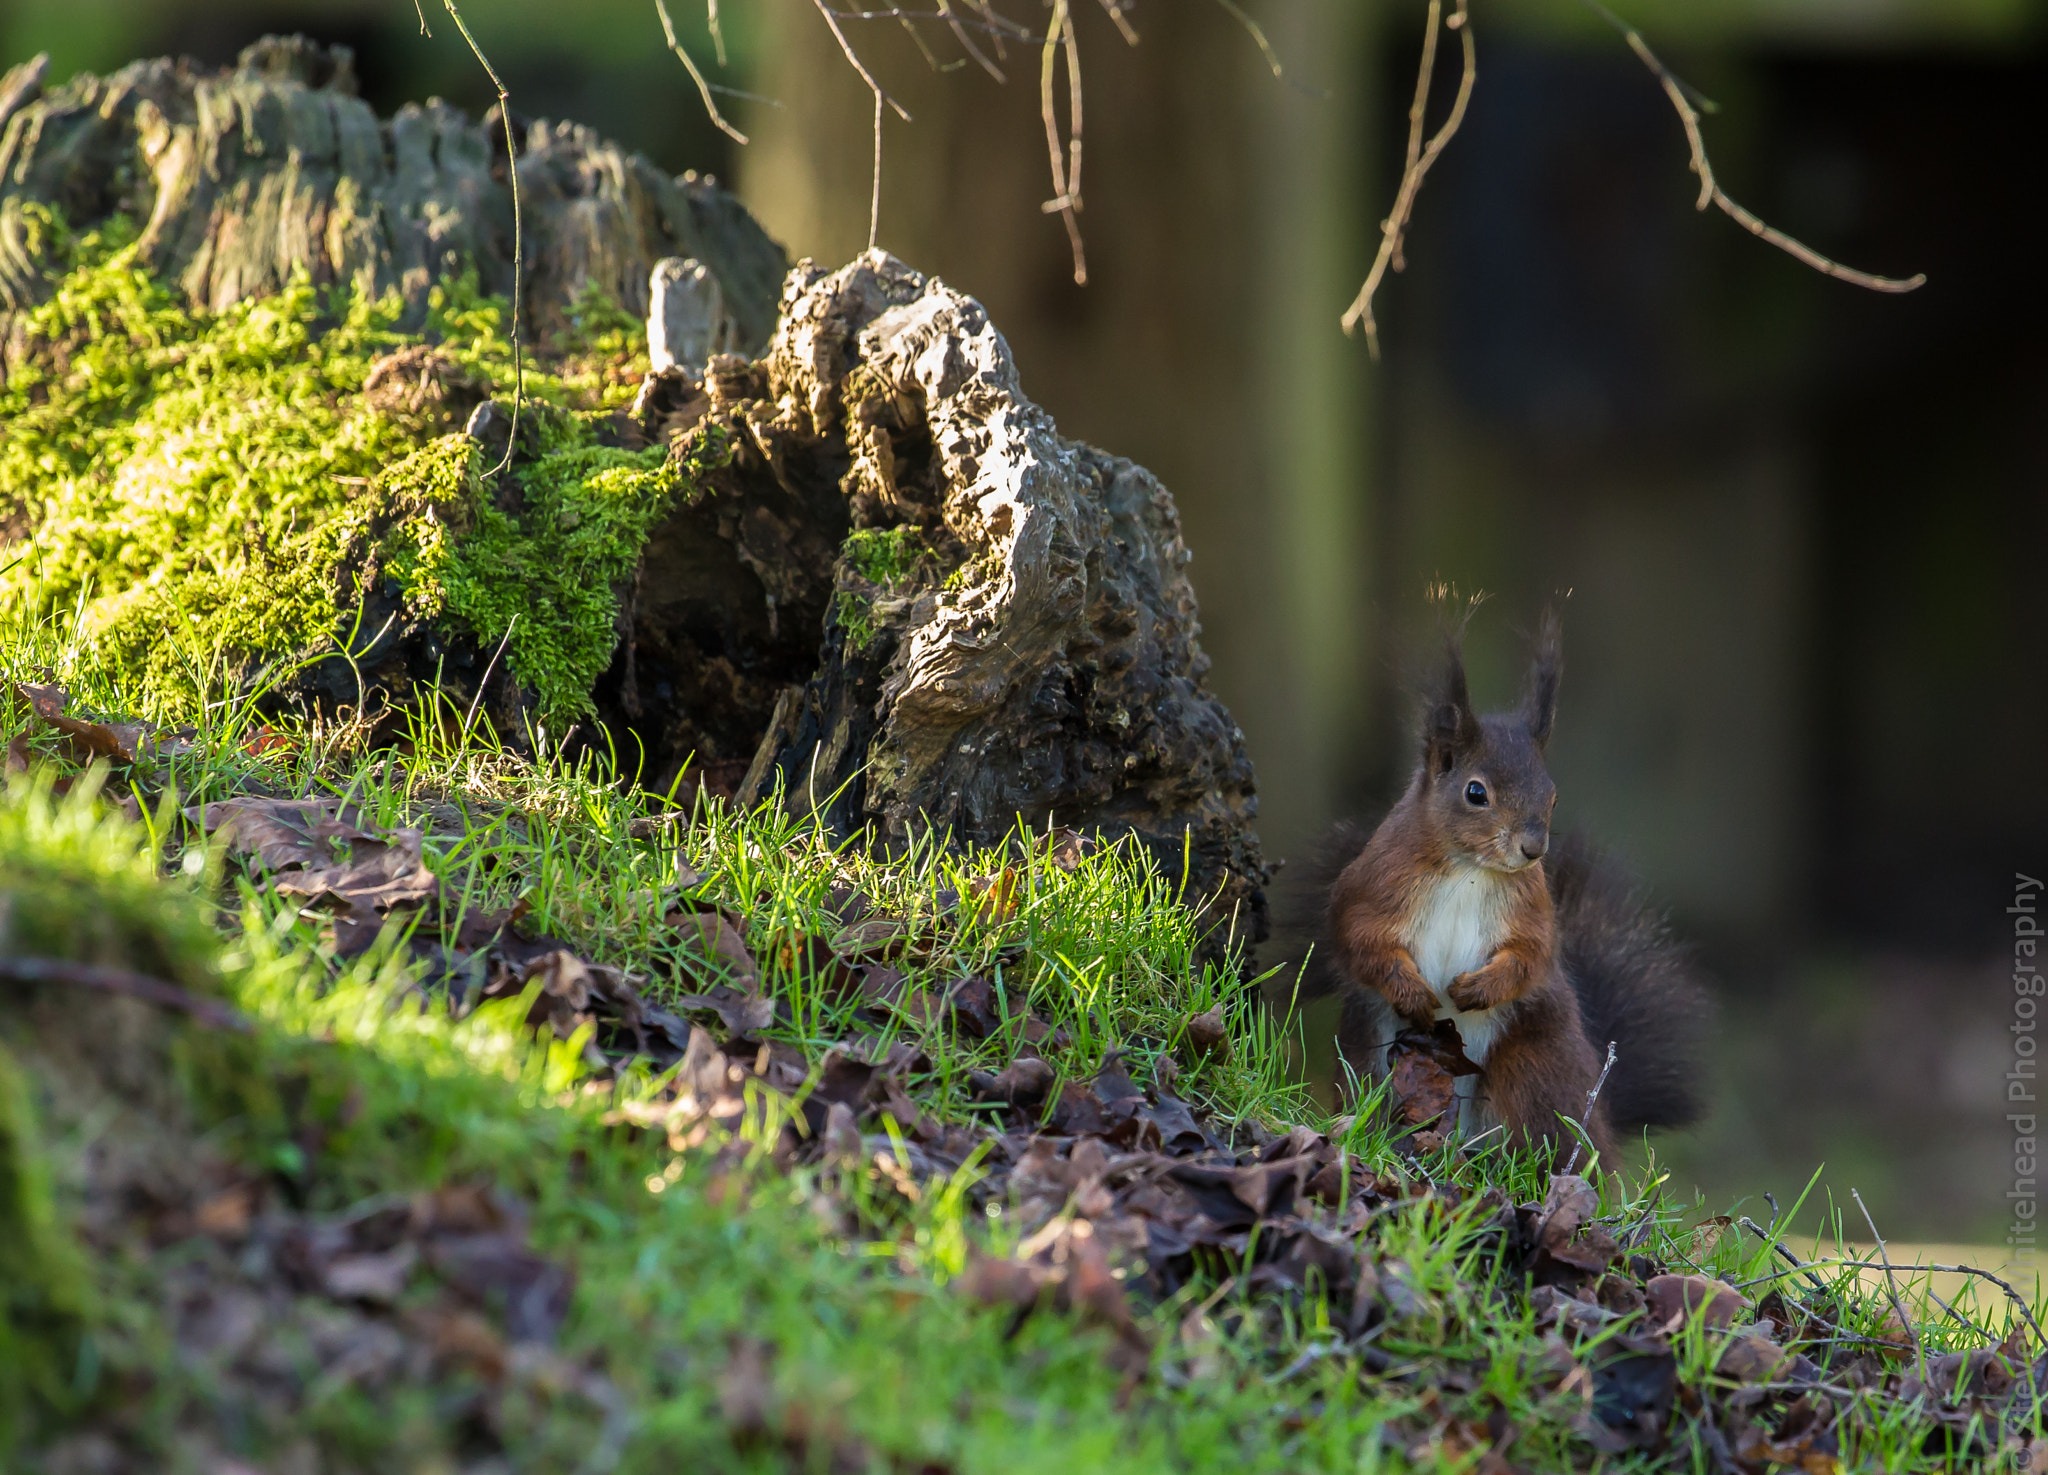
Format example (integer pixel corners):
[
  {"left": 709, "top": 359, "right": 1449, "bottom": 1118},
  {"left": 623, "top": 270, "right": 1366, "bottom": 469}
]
[{"left": 738, "top": 1, "right": 1377, "bottom": 870}]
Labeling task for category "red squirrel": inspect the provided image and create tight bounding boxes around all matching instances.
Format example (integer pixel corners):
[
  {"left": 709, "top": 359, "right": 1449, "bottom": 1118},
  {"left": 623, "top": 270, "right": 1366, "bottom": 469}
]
[{"left": 1325, "top": 611, "right": 1708, "bottom": 1161}]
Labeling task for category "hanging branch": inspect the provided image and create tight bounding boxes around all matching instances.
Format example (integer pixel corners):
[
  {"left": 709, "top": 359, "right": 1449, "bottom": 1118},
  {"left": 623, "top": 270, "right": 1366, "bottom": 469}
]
[
  {"left": 1039, "top": 0, "right": 1088, "bottom": 284},
  {"left": 810, "top": 0, "right": 915, "bottom": 253},
  {"left": 1212, "top": 0, "right": 1282, "bottom": 80},
  {"left": 657, "top": 0, "right": 749, "bottom": 144},
  {"left": 1589, "top": 2, "right": 1925, "bottom": 295},
  {"left": 939, "top": 0, "right": 1007, "bottom": 80},
  {"left": 415, "top": 0, "right": 526, "bottom": 473},
  {"left": 707, "top": 0, "right": 730, "bottom": 65},
  {"left": 1340, "top": 0, "right": 1475, "bottom": 355},
  {"left": 1095, "top": 0, "right": 1139, "bottom": 46}
]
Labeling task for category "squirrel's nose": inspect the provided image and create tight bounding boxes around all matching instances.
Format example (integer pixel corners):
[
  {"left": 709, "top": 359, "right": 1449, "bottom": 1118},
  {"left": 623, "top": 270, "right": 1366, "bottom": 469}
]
[{"left": 1519, "top": 833, "right": 1548, "bottom": 862}]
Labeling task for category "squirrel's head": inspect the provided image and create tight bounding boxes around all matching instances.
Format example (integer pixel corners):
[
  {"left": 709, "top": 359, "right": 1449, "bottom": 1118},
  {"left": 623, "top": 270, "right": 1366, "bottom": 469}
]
[{"left": 1418, "top": 609, "right": 1562, "bottom": 873}]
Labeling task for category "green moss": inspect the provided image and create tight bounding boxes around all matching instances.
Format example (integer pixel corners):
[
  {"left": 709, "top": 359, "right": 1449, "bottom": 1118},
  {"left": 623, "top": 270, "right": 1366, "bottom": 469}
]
[
  {"left": 842, "top": 524, "right": 923, "bottom": 587},
  {"left": 0, "top": 1038, "right": 89, "bottom": 1453},
  {"left": 0, "top": 774, "right": 240, "bottom": 1452},
  {"left": 381, "top": 436, "right": 685, "bottom": 725},
  {"left": 836, "top": 525, "right": 926, "bottom": 653},
  {"left": 0, "top": 213, "right": 697, "bottom": 727}
]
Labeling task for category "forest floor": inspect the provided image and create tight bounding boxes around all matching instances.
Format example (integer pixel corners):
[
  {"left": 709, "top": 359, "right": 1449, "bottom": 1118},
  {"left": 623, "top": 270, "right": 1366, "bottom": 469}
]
[{"left": 1, "top": 626, "right": 2043, "bottom": 1474}]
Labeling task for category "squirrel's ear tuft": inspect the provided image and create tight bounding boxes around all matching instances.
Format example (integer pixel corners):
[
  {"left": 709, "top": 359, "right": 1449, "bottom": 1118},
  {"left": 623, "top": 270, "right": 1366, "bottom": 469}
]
[
  {"left": 1524, "top": 605, "right": 1563, "bottom": 749},
  {"left": 1423, "top": 639, "right": 1479, "bottom": 774}
]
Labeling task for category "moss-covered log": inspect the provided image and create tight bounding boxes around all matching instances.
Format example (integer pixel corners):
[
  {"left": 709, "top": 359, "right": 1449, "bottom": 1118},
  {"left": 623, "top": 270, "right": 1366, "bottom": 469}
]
[
  {"left": 0, "top": 39, "right": 1268, "bottom": 940},
  {"left": 0, "top": 36, "right": 785, "bottom": 363}
]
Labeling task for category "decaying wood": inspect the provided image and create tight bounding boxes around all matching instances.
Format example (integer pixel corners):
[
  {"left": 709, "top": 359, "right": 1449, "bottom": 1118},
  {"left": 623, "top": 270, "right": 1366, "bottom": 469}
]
[
  {"left": 0, "top": 35, "right": 787, "bottom": 363},
  {"left": 0, "top": 38, "right": 1270, "bottom": 942},
  {"left": 713, "top": 252, "right": 1268, "bottom": 940}
]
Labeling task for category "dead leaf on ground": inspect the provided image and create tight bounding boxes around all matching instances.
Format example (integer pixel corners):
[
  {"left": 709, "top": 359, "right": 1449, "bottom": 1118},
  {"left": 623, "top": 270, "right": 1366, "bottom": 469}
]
[
  {"left": 968, "top": 866, "right": 1021, "bottom": 926},
  {"left": 1645, "top": 1273, "right": 1750, "bottom": 1332},
  {"left": 669, "top": 906, "right": 760, "bottom": 985},
  {"left": 1185, "top": 1007, "right": 1228, "bottom": 1062},
  {"left": 188, "top": 797, "right": 440, "bottom": 923},
  {"left": 13, "top": 681, "right": 157, "bottom": 764}
]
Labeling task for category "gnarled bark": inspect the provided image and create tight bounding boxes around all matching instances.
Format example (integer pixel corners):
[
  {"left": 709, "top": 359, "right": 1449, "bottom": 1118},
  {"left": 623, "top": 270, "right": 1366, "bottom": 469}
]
[
  {"left": 0, "top": 36, "right": 785, "bottom": 363},
  {"left": 716, "top": 253, "right": 1267, "bottom": 939},
  {"left": 0, "top": 38, "right": 1268, "bottom": 941}
]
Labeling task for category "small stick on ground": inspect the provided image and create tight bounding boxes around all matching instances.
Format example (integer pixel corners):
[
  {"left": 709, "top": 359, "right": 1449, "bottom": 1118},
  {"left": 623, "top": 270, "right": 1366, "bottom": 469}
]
[
  {"left": 0, "top": 957, "right": 251, "bottom": 1033},
  {"left": 1854, "top": 1186, "right": 1927, "bottom": 1384},
  {"left": 1562, "top": 1039, "right": 1617, "bottom": 1175}
]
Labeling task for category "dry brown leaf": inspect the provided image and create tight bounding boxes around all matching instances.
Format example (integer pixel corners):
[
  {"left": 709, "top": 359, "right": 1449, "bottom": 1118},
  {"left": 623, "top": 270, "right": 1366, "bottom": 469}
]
[{"left": 1645, "top": 1272, "right": 1750, "bottom": 1332}]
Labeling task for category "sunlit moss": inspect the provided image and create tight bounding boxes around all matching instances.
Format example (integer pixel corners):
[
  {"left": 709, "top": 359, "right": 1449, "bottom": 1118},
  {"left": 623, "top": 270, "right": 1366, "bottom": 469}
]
[
  {"left": 380, "top": 434, "right": 684, "bottom": 723},
  {"left": 842, "top": 524, "right": 923, "bottom": 587},
  {"left": 0, "top": 210, "right": 720, "bottom": 727}
]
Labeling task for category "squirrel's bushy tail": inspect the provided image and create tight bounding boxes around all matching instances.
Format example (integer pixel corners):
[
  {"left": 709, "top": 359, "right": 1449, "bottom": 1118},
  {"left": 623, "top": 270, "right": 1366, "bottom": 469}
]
[
  {"left": 1548, "top": 830, "right": 1713, "bottom": 1134},
  {"left": 1267, "top": 818, "right": 1380, "bottom": 1004}
]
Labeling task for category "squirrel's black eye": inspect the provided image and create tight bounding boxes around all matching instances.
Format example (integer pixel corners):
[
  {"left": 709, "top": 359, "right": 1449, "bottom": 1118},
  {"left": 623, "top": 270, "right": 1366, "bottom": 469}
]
[{"left": 1464, "top": 780, "right": 1489, "bottom": 806}]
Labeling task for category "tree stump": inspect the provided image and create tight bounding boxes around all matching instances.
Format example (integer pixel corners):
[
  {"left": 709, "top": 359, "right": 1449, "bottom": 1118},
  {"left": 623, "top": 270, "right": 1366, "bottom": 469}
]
[{"left": 0, "top": 38, "right": 1269, "bottom": 941}]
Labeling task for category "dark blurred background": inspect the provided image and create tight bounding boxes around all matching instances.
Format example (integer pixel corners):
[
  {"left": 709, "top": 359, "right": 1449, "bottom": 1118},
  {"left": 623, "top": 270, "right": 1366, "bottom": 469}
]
[{"left": 7, "top": 0, "right": 2044, "bottom": 1244}]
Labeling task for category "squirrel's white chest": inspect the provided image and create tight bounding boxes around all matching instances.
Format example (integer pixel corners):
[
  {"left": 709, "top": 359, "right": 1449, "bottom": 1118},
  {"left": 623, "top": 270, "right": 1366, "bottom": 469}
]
[{"left": 1404, "top": 867, "right": 1514, "bottom": 1060}]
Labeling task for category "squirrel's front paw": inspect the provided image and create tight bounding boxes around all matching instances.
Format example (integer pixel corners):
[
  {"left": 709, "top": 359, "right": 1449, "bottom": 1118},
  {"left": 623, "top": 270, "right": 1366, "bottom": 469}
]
[
  {"left": 1385, "top": 981, "right": 1439, "bottom": 1027},
  {"left": 1446, "top": 972, "right": 1492, "bottom": 1012}
]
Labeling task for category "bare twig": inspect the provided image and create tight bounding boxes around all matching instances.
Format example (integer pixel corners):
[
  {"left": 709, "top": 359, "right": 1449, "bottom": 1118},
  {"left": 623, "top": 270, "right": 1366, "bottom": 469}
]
[
  {"left": 1212, "top": 0, "right": 1282, "bottom": 79},
  {"left": 658, "top": 0, "right": 749, "bottom": 144},
  {"left": 1095, "top": 0, "right": 1139, "bottom": 46},
  {"left": 460, "top": 614, "right": 519, "bottom": 741},
  {"left": 418, "top": 0, "right": 525, "bottom": 475},
  {"left": 0, "top": 956, "right": 252, "bottom": 1032},
  {"left": 1561, "top": 1039, "right": 1617, "bottom": 1175},
  {"left": 1735, "top": 1256, "right": 2040, "bottom": 1324},
  {"left": 939, "top": 0, "right": 1007, "bottom": 80},
  {"left": 706, "top": 0, "right": 729, "bottom": 66},
  {"left": 1340, "top": 0, "right": 1476, "bottom": 354},
  {"left": 1853, "top": 1189, "right": 1927, "bottom": 1383},
  {"left": 810, "top": 0, "right": 914, "bottom": 254},
  {"left": 1737, "top": 1214, "right": 1833, "bottom": 1297},
  {"left": 1037, "top": 0, "right": 1088, "bottom": 284},
  {"left": 870, "top": 90, "right": 885, "bottom": 250},
  {"left": 899, "top": 14, "right": 947, "bottom": 70},
  {"left": 1587, "top": 2, "right": 1925, "bottom": 294}
]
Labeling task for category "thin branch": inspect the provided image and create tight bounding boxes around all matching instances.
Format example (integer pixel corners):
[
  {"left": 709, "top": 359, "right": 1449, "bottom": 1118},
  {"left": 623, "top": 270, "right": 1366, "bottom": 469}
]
[
  {"left": 1063, "top": 3, "right": 1084, "bottom": 215},
  {"left": 809, "top": 0, "right": 914, "bottom": 256},
  {"left": 966, "top": 0, "right": 1020, "bottom": 60},
  {"left": 900, "top": 14, "right": 947, "bottom": 70},
  {"left": 1853, "top": 1188, "right": 1927, "bottom": 1384},
  {"left": 658, "top": 0, "right": 750, "bottom": 144},
  {"left": 706, "top": 0, "right": 729, "bottom": 67},
  {"left": 1212, "top": 0, "right": 1281, "bottom": 79},
  {"left": 436, "top": 0, "right": 525, "bottom": 475},
  {"left": 0, "top": 956, "right": 252, "bottom": 1033},
  {"left": 1095, "top": 0, "right": 1140, "bottom": 46},
  {"left": 1561, "top": 1039, "right": 1617, "bottom": 1176},
  {"left": 871, "top": 89, "right": 885, "bottom": 251},
  {"left": 460, "top": 613, "right": 519, "bottom": 741},
  {"left": 1340, "top": 0, "right": 1476, "bottom": 354},
  {"left": 828, "top": 5, "right": 1036, "bottom": 39},
  {"left": 939, "top": 0, "right": 1007, "bottom": 80},
  {"left": 811, "top": 0, "right": 916, "bottom": 122},
  {"left": 1039, "top": 0, "right": 1087, "bottom": 285},
  {"left": 1590, "top": 1, "right": 1925, "bottom": 294}
]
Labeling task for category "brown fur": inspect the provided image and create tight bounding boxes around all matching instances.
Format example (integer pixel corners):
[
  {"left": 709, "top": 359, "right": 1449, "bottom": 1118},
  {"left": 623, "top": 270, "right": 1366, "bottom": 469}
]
[{"left": 1329, "top": 611, "right": 1619, "bottom": 1162}]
